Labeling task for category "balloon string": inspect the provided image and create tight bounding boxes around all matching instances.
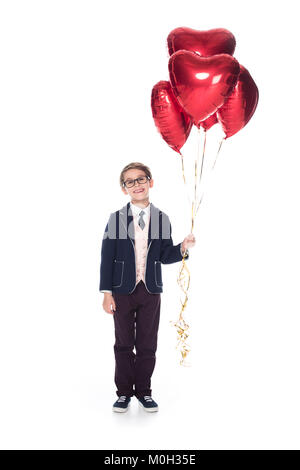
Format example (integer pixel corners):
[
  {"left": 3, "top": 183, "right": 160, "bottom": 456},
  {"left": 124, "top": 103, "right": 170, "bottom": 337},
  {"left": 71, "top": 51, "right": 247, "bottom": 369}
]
[
  {"left": 195, "top": 136, "right": 225, "bottom": 215},
  {"left": 212, "top": 136, "right": 225, "bottom": 169},
  {"left": 191, "top": 126, "right": 202, "bottom": 233},
  {"left": 198, "top": 127, "right": 206, "bottom": 202},
  {"left": 179, "top": 150, "right": 192, "bottom": 207},
  {"left": 171, "top": 147, "right": 194, "bottom": 365},
  {"left": 173, "top": 132, "right": 225, "bottom": 365},
  {"left": 194, "top": 129, "right": 207, "bottom": 214},
  {"left": 171, "top": 128, "right": 204, "bottom": 366}
]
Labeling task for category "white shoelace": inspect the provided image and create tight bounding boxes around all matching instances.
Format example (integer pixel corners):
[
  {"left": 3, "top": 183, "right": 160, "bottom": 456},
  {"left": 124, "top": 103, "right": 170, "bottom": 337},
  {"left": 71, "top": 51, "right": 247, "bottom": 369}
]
[
  {"left": 144, "top": 396, "right": 153, "bottom": 402},
  {"left": 117, "top": 396, "right": 127, "bottom": 402},
  {"left": 118, "top": 395, "right": 153, "bottom": 403}
]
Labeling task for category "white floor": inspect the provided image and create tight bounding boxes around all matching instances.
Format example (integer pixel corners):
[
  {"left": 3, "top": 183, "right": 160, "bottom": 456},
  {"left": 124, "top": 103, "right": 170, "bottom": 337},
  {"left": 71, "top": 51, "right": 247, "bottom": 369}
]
[{"left": 1, "top": 269, "right": 300, "bottom": 450}]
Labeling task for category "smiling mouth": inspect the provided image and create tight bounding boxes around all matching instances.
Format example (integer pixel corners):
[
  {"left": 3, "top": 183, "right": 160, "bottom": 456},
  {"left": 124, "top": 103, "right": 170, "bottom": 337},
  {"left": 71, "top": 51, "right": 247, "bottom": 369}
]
[{"left": 133, "top": 189, "right": 144, "bottom": 193}]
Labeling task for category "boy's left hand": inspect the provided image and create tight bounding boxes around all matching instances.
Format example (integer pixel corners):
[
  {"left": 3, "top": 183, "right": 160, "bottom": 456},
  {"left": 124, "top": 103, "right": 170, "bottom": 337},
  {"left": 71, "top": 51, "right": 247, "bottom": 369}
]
[{"left": 182, "top": 233, "right": 196, "bottom": 252}]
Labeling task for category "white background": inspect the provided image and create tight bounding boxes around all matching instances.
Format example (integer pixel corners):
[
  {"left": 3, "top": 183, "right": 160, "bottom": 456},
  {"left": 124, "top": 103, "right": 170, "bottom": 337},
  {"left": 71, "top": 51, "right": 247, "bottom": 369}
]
[{"left": 0, "top": 0, "right": 299, "bottom": 450}]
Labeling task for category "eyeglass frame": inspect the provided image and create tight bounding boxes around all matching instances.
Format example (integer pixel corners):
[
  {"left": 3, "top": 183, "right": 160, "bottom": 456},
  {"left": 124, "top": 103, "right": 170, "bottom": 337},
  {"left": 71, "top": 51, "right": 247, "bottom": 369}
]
[{"left": 122, "top": 175, "right": 151, "bottom": 189}]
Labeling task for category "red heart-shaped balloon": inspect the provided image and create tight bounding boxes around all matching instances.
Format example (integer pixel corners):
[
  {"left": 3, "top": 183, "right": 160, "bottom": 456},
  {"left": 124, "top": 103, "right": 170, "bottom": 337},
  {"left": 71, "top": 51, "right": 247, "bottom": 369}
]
[
  {"left": 217, "top": 65, "right": 259, "bottom": 138},
  {"left": 169, "top": 50, "right": 240, "bottom": 127},
  {"left": 167, "top": 27, "right": 236, "bottom": 57},
  {"left": 151, "top": 80, "right": 192, "bottom": 154}
]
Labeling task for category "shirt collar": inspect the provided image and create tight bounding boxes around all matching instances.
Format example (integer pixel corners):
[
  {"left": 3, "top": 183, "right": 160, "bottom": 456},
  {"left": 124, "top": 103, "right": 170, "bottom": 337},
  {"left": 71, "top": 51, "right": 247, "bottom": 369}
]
[{"left": 130, "top": 201, "right": 150, "bottom": 217}]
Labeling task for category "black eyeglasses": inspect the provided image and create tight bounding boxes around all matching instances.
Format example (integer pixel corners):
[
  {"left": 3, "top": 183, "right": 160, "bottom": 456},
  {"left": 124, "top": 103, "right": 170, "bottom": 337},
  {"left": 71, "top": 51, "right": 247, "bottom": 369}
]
[{"left": 123, "top": 176, "right": 150, "bottom": 188}]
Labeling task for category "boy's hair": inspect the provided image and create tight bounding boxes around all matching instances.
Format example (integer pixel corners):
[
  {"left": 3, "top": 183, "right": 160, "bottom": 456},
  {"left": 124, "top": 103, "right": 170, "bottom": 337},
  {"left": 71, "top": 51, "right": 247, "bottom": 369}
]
[{"left": 120, "top": 162, "right": 152, "bottom": 188}]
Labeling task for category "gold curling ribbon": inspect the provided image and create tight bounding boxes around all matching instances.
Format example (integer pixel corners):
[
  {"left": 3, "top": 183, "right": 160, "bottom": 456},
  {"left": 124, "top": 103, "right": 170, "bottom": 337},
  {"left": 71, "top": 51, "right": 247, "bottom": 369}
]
[{"left": 171, "top": 128, "right": 225, "bottom": 366}]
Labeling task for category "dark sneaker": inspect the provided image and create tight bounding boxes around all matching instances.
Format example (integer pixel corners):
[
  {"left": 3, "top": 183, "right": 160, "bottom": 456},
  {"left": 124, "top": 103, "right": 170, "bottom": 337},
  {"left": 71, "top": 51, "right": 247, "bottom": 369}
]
[
  {"left": 113, "top": 395, "right": 131, "bottom": 413},
  {"left": 137, "top": 395, "right": 159, "bottom": 412}
]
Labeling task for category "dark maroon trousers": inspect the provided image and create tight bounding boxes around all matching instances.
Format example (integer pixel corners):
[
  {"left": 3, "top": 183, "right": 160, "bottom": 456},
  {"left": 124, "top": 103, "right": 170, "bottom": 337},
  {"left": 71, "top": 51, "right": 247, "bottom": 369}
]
[{"left": 112, "top": 280, "right": 161, "bottom": 398}]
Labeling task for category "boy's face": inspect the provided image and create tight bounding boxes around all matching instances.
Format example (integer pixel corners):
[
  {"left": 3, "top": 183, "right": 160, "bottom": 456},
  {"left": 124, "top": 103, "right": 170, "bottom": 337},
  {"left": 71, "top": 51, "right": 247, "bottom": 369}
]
[{"left": 122, "top": 169, "right": 153, "bottom": 203}]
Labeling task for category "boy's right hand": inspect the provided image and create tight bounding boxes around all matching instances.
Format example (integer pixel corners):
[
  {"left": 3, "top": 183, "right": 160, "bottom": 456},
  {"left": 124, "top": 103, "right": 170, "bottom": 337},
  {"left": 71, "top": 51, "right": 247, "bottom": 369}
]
[{"left": 103, "top": 293, "right": 116, "bottom": 314}]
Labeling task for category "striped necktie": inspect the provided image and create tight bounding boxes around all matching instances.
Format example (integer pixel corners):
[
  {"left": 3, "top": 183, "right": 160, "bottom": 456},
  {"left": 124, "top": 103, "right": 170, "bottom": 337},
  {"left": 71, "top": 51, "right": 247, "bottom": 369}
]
[{"left": 138, "top": 210, "right": 145, "bottom": 230}]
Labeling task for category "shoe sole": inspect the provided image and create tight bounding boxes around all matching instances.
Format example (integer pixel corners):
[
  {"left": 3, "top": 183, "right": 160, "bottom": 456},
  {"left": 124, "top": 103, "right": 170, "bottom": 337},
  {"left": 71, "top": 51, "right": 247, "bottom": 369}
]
[{"left": 138, "top": 401, "right": 159, "bottom": 412}]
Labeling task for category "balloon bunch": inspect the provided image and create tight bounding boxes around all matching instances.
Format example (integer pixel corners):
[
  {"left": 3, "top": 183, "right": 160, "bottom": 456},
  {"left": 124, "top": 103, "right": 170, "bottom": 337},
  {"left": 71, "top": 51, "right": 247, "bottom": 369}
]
[{"left": 151, "top": 27, "right": 259, "bottom": 365}]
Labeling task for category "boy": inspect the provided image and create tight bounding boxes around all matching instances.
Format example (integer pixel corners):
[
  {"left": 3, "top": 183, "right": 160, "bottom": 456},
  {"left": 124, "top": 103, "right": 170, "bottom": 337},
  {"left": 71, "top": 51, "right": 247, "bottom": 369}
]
[{"left": 99, "top": 162, "right": 196, "bottom": 413}]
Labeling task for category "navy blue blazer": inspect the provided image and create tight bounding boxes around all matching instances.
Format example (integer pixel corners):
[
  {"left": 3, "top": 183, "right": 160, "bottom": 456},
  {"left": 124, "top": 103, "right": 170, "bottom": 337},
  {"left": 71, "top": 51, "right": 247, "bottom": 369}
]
[{"left": 99, "top": 202, "right": 189, "bottom": 294}]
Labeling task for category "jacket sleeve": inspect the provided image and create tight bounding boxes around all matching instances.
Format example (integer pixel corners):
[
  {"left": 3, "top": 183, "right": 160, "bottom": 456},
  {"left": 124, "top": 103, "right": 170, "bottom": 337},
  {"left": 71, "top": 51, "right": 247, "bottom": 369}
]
[
  {"left": 99, "top": 213, "right": 116, "bottom": 291},
  {"left": 159, "top": 215, "right": 190, "bottom": 264}
]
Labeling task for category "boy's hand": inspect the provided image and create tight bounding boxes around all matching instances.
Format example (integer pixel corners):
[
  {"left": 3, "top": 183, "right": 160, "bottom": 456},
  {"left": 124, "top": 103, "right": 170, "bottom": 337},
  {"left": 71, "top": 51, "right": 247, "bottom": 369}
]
[
  {"left": 181, "top": 233, "right": 196, "bottom": 252},
  {"left": 103, "top": 293, "right": 116, "bottom": 314}
]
